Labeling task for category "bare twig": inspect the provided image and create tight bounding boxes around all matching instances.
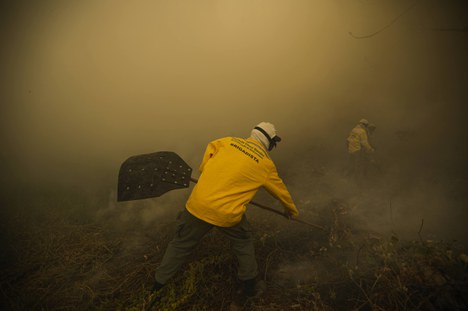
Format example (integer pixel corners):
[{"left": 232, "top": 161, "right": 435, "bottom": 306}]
[
  {"left": 349, "top": 0, "right": 419, "bottom": 39},
  {"left": 418, "top": 219, "right": 424, "bottom": 243},
  {"left": 349, "top": 273, "right": 376, "bottom": 310},
  {"left": 264, "top": 248, "right": 279, "bottom": 281},
  {"left": 430, "top": 26, "right": 468, "bottom": 33},
  {"left": 355, "top": 244, "right": 366, "bottom": 268}
]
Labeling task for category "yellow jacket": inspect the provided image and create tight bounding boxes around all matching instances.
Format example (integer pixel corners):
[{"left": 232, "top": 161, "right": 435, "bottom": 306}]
[
  {"left": 347, "top": 125, "right": 374, "bottom": 154},
  {"left": 186, "top": 137, "right": 298, "bottom": 227}
]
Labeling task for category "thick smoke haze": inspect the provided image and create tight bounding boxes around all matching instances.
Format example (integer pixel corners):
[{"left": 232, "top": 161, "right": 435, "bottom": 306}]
[{"left": 1, "top": 1, "right": 467, "bottom": 243}]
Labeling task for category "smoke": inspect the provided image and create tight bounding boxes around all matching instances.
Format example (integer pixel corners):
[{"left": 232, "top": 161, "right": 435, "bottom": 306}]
[{"left": 1, "top": 1, "right": 467, "bottom": 243}]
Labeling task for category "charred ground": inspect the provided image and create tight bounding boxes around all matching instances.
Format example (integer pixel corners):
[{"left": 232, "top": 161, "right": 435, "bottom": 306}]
[
  {"left": 1, "top": 1, "right": 468, "bottom": 310},
  {"left": 1, "top": 149, "right": 467, "bottom": 310}
]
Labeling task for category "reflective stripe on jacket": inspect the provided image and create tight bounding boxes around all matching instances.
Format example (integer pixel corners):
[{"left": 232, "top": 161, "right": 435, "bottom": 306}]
[
  {"left": 347, "top": 125, "right": 374, "bottom": 154},
  {"left": 186, "top": 137, "right": 298, "bottom": 227}
]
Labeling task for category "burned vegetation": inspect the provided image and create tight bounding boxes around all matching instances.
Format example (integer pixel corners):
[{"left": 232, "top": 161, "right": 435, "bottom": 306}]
[{"left": 1, "top": 169, "right": 467, "bottom": 311}]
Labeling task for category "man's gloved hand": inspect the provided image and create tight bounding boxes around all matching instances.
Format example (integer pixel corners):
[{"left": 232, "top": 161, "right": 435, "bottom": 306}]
[{"left": 283, "top": 210, "right": 294, "bottom": 220}]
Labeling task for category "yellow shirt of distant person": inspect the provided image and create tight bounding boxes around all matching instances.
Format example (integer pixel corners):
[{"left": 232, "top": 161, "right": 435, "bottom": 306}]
[
  {"left": 347, "top": 123, "right": 374, "bottom": 154},
  {"left": 186, "top": 137, "right": 298, "bottom": 227}
]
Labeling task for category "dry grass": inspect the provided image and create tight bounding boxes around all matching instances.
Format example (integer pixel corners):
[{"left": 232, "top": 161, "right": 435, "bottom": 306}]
[{"left": 1, "top": 198, "right": 467, "bottom": 310}]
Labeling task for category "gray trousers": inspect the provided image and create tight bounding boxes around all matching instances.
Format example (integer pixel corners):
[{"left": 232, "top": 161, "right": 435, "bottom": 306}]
[{"left": 154, "top": 209, "right": 258, "bottom": 284}]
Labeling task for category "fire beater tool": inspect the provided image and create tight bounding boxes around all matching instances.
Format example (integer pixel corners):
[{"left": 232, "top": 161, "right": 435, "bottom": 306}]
[{"left": 117, "top": 151, "right": 325, "bottom": 231}]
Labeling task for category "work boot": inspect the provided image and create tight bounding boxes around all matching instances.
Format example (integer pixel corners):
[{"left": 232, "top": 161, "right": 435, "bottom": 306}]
[
  {"left": 243, "top": 278, "right": 256, "bottom": 298},
  {"left": 230, "top": 279, "right": 266, "bottom": 311},
  {"left": 146, "top": 281, "right": 165, "bottom": 311},
  {"left": 241, "top": 278, "right": 265, "bottom": 310},
  {"left": 151, "top": 281, "right": 164, "bottom": 293},
  {"left": 243, "top": 278, "right": 266, "bottom": 298}
]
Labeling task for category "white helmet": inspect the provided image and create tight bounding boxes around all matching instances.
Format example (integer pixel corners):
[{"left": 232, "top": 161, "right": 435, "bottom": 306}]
[
  {"left": 251, "top": 122, "right": 282, "bottom": 151},
  {"left": 359, "top": 119, "right": 369, "bottom": 126}
]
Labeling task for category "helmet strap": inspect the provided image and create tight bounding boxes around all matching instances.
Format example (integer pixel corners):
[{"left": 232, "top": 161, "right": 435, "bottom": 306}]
[{"left": 254, "top": 126, "right": 276, "bottom": 151}]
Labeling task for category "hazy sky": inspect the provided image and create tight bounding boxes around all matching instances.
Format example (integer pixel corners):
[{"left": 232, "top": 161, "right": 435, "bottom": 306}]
[
  {"left": 0, "top": 0, "right": 467, "bottom": 251},
  {"left": 1, "top": 0, "right": 467, "bottom": 187}
]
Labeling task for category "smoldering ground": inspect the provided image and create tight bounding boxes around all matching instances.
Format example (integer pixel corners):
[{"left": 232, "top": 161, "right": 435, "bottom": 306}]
[{"left": 1, "top": 0, "right": 468, "bottom": 309}]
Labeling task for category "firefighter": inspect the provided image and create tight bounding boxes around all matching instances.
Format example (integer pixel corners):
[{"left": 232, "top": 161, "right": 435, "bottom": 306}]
[
  {"left": 346, "top": 119, "right": 375, "bottom": 178},
  {"left": 151, "top": 122, "right": 298, "bottom": 306}
]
